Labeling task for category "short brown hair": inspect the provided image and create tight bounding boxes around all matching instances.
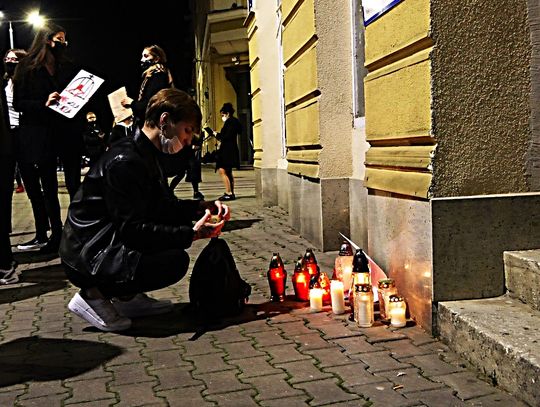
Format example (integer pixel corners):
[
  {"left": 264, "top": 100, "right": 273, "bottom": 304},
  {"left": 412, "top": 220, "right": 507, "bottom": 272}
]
[{"left": 145, "top": 88, "right": 202, "bottom": 133}]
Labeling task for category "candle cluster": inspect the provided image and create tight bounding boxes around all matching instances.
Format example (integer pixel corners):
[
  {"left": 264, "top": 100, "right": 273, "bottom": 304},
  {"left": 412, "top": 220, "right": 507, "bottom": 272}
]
[{"left": 266, "top": 243, "right": 408, "bottom": 328}]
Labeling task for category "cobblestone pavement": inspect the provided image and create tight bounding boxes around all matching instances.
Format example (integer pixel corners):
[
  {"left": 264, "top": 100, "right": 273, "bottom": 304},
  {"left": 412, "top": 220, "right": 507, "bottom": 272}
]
[{"left": 0, "top": 166, "right": 526, "bottom": 406}]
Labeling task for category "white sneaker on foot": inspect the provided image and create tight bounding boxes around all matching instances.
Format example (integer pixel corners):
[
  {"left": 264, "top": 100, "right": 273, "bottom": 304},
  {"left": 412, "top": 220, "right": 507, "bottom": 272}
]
[
  {"left": 68, "top": 292, "right": 131, "bottom": 332},
  {"left": 112, "top": 293, "right": 173, "bottom": 318}
]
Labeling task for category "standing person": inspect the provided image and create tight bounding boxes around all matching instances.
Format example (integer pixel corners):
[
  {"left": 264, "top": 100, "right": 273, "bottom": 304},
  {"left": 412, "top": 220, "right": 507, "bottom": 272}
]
[
  {"left": 168, "top": 133, "right": 204, "bottom": 200},
  {"left": 2, "top": 49, "right": 27, "bottom": 195},
  {"left": 108, "top": 115, "right": 134, "bottom": 146},
  {"left": 12, "top": 23, "right": 81, "bottom": 253},
  {"left": 60, "top": 88, "right": 230, "bottom": 332},
  {"left": 121, "top": 45, "right": 174, "bottom": 127},
  {"left": 82, "top": 111, "right": 106, "bottom": 166},
  {"left": 0, "top": 83, "right": 18, "bottom": 283},
  {"left": 214, "top": 102, "right": 240, "bottom": 201}
]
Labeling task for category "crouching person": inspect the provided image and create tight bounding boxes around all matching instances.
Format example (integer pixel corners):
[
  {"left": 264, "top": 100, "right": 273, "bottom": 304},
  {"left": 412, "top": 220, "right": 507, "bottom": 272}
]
[{"left": 59, "top": 89, "right": 229, "bottom": 332}]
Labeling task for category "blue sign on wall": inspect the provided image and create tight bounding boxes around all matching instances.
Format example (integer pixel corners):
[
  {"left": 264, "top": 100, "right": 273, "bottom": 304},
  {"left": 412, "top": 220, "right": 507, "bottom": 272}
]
[{"left": 363, "top": 0, "right": 403, "bottom": 26}]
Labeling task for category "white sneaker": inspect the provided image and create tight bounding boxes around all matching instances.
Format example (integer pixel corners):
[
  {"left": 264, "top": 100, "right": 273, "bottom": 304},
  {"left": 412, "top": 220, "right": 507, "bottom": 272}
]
[
  {"left": 112, "top": 293, "right": 173, "bottom": 318},
  {"left": 68, "top": 292, "right": 131, "bottom": 332}
]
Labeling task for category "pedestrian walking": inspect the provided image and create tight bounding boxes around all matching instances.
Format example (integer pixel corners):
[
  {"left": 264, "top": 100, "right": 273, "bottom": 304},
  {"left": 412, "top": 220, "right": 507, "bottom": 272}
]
[
  {"left": 168, "top": 132, "right": 205, "bottom": 200},
  {"left": 60, "top": 88, "right": 229, "bottom": 332},
  {"left": 214, "top": 102, "right": 240, "bottom": 201},
  {"left": 121, "top": 45, "right": 174, "bottom": 127}
]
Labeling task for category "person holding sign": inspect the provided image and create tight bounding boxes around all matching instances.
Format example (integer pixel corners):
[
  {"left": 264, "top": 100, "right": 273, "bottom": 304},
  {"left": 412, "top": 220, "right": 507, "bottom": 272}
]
[
  {"left": 60, "top": 89, "right": 229, "bottom": 332},
  {"left": 12, "top": 23, "right": 84, "bottom": 254}
]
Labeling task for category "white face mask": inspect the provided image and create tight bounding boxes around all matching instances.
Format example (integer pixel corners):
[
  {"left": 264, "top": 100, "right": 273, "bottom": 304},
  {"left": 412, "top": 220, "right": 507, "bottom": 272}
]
[
  {"left": 221, "top": 116, "right": 228, "bottom": 123},
  {"left": 159, "top": 134, "right": 184, "bottom": 154}
]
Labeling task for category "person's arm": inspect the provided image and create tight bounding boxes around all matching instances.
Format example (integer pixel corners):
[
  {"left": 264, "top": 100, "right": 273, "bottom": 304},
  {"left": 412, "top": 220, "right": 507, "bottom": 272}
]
[
  {"left": 12, "top": 71, "right": 50, "bottom": 114},
  {"left": 130, "top": 72, "right": 170, "bottom": 119},
  {"left": 216, "top": 120, "right": 239, "bottom": 142}
]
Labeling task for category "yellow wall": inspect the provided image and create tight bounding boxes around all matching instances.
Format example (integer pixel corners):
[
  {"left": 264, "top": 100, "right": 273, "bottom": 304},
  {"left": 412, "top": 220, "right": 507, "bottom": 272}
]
[{"left": 363, "top": 0, "right": 434, "bottom": 198}]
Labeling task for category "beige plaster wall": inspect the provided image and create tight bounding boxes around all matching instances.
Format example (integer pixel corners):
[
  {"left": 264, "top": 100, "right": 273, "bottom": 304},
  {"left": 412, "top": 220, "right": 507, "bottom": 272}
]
[
  {"left": 430, "top": 0, "right": 532, "bottom": 197},
  {"left": 527, "top": 0, "right": 540, "bottom": 190},
  {"left": 314, "top": 0, "right": 354, "bottom": 179}
]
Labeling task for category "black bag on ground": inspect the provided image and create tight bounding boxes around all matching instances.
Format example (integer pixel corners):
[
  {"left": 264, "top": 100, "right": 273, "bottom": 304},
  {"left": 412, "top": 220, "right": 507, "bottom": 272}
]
[{"left": 189, "top": 237, "right": 251, "bottom": 319}]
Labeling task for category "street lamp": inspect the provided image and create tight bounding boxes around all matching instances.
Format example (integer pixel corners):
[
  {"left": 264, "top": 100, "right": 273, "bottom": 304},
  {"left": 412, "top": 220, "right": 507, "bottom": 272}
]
[{"left": 0, "top": 10, "right": 46, "bottom": 49}]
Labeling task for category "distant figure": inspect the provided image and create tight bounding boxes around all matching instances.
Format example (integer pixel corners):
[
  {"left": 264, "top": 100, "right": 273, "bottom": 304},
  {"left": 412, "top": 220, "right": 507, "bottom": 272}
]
[
  {"left": 214, "top": 102, "right": 240, "bottom": 201},
  {"left": 121, "top": 45, "right": 174, "bottom": 127},
  {"left": 109, "top": 115, "right": 134, "bottom": 146},
  {"left": 13, "top": 23, "right": 82, "bottom": 254},
  {"left": 82, "top": 112, "right": 106, "bottom": 166},
  {"left": 168, "top": 132, "right": 204, "bottom": 200}
]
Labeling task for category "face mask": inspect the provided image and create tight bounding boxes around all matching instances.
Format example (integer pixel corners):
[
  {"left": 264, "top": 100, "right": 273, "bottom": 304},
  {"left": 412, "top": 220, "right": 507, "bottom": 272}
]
[
  {"left": 140, "top": 60, "right": 154, "bottom": 71},
  {"left": 221, "top": 116, "right": 228, "bottom": 122},
  {"left": 50, "top": 41, "right": 67, "bottom": 57},
  {"left": 159, "top": 134, "right": 184, "bottom": 154},
  {"left": 4, "top": 62, "right": 17, "bottom": 76}
]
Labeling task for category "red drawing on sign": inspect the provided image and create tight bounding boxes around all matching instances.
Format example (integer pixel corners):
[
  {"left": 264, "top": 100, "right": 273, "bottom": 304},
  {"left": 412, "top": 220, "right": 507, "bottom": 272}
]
[{"left": 66, "top": 76, "right": 95, "bottom": 99}]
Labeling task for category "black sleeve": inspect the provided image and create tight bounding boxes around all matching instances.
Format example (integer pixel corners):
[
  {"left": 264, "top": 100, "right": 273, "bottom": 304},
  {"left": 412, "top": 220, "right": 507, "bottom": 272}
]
[
  {"left": 131, "top": 72, "right": 170, "bottom": 119},
  {"left": 216, "top": 119, "right": 239, "bottom": 142},
  {"left": 103, "top": 157, "right": 196, "bottom": 252},
  {"left": 12, "top": 71, "right": 48, "bottom": 115}
]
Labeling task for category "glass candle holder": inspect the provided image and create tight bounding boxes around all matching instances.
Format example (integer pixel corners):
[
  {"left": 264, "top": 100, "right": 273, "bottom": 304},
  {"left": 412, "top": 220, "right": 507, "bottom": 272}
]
[
  {"left": 309, "top": 288, "right": 323, "bottom": 312},
  {"left": 303, "top": 248, "right": 320, "bottom": 277},
  {"left": 388, "top": 295, "right": 407, "bottom": 328},
  {"left": 267, "top": 253, "right": 286, "bottom": 302},
  {"left": 354, "top": 284, "right": 374, "bottom": 327},
  {"left": 292, "top": 257, "right": 310, "bottom": 301},
  {"left": 377, "top": 278, "right": 397, "bottom": 321},
  {"left": 330, "top": 280, "right": 346, "bottom": 314},
  {"left": 335, "top": 241, "right": 354, "bottom": 298}
]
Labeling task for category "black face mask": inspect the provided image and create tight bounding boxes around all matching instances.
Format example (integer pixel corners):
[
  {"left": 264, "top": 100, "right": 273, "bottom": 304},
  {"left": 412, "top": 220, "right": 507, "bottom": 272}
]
[
  {"left": 140, "top": 60, "right": 154, "bottom": 71},
  {"left": 50, "top": 41, "right": 67, "bottom": 58},
  {"left": 4, "top": 62, "right": 17, "bottom": 76}
]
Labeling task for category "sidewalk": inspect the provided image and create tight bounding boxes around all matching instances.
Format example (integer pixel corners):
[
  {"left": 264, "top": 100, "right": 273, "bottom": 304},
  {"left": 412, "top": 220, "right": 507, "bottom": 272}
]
[{"left": 1, "top": 166, "right": 525, "bottom": 406}]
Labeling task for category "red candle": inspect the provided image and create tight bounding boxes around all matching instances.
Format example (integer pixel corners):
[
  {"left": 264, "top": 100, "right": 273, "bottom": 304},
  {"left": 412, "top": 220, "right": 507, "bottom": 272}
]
[
  {"left": 292, "top": 261, "right": 310, "bottom": 301},
  {"left": 268, "top": 253, "right": 287, "bottom": 302}
]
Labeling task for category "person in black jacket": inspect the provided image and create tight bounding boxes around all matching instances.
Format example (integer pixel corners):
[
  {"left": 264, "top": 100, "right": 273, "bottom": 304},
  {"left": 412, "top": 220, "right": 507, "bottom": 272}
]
[
  {"left": 60, "top": 88, "right": 230, "bottom": 332},
  {"left": 12, "top": 23, "right": 83, "bottom": 254},
  {"left": 214, "top": 102, "right": 241, "bottom": 201},
  {"left": 82, "top": 111, "right": 106, "bottom": 166},
  {"left": 121, "top": 45, "right": 173, "bottom": 127}
]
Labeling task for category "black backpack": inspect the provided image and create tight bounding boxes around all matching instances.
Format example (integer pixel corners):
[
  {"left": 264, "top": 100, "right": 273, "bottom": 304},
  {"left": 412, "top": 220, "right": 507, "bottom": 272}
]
[{"left": 189, "top": 238, "right": 251, "bottom": 319}]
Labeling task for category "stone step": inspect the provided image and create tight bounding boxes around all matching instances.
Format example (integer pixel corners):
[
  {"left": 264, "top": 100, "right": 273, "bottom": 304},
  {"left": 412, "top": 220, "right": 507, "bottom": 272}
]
[
  {"left": 438, "top": 296, "right": 540, "bottom": 407},
  {"left": 505, "top": 249, "right": 540, "bottom": 311}
]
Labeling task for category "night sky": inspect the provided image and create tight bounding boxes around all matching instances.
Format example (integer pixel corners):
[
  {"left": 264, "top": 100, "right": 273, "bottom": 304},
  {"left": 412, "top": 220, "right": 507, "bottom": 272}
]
[{"left": 0, "top": 0, "right": 194, "bottom": 130}]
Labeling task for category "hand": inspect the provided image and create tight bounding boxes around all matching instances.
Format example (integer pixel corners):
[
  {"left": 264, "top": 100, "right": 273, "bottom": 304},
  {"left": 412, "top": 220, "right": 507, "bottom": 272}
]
[
  {"left": 214, "top": 201, "right": 231, "bottom": 222},
  {"left": 120, "top": 97, "right": 132, "bottom": 108},
  {"left": 193, "top": 209, "right": 224, "bottom": 240},
  {"left": 45, "top": 92, "right": 61, "bottom": 107}
]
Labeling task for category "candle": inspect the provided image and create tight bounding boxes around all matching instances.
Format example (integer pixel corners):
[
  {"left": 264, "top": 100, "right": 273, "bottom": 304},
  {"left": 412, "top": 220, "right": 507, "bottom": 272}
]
[
  {"left": 341, "top": 265, "right": 353, "bottom": 298},
  {"left": 292, "top": 258, "right": 310, "bottom": 301},
  {"left": 330, "top": 280, "right": 345, "bottom": 314},
  {"left": 378, "top": 279, "right": 397, "bottom": 321},
  {"left": 267, "top": 253, "right": 287, "bottom": 302},
  {"left": 309, "top": 288, "right": 323, "bottom": 312},
  {"left": 354, "top": 284, "right": 374, "bottom": 327},
  {"left": 388, "top": 295, "right": 407, "bottom": 328},
  {"left": 335, "top": 241, "right": 354, "bottom": 298}
]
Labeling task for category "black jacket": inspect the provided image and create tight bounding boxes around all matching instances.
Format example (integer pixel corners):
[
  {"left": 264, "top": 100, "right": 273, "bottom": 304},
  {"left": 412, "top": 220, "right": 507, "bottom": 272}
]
[
  {"left": 60, "top": 128, "right": 203, "bottom": 283},
  {"left": 216, "top": 116, "right": 241, "bottom": 169}
]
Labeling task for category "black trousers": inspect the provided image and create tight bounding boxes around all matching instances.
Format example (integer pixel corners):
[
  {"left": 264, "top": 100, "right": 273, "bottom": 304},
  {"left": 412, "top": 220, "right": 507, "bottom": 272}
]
[
  {"left": 60, "top": 152, "right": 81, "bottom": 201},
  {"left": 64, "top": 249, "right": 190, "bottom": 298},
  {"left": 0, "top": 155, "right": 15, "bottom": 268},
  {"left": 18, "top": 160, "right": 63, "bottom": 238}
]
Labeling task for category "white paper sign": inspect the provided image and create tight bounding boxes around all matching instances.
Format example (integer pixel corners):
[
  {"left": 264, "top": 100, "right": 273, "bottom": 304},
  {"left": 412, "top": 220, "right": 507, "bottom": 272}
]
[
  {"left": 107, "top": 87, "right": 133, "bottom": 123},
  {"left": 49, "top": 69, "right": 104, "bottom": 118},
  {"left": 363, "top": 0, "right": 403, "bottom": 26}
]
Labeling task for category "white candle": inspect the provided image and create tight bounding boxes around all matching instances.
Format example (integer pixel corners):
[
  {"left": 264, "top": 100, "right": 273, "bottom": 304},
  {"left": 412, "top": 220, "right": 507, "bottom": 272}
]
[
  {"left": 389, "top": 305, "right": 407, "bottom": 327},
  {"left": 341, "top": 265, "right": 353, "bottom": 297},
  {"left": 330, "top": 280, "right": 345, "bottom": 314},
  {"left": 355, "top": 292, "right": 374, "bottom": 327},
  {"left": 309, "top": 288, "right": 323, "bottom": 312}
]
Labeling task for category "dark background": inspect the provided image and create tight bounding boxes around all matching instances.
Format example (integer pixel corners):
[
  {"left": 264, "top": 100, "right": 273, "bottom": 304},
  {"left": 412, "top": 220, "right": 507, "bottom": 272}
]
[{"left": 0, "top": 0, "right": 195, "bottom": 130}]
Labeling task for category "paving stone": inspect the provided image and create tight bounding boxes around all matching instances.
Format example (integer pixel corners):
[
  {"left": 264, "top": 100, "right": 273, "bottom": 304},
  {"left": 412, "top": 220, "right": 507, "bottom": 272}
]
[
  {"left": 185, "top": 352, "right": 236, "bottom": 374},
  {"left": 277, "top": 321, "right": 314, "bottom": 337},
  {"left": 381, "top": 339, "right": 439, "bottom": 359},
  {"left": 103, "top": 347, "right": 143, "bottom": 367},
  {"left": 98, "top": 335, "right": 144, "bottom": 349},
  {"left": 0, "top": 390, "right": 24, "bottom": 406},
  {"left": 218, "top": 340, "right": 267, "bottom": 360},
  {"left": 18, "top": 393, "right": 70, "bottom": 406},
  {"left": 247, "top": 329, "right": 293, "bottom": 347},
  {"left": 259, "top": 396, "right": 310, "bottom": 406},
  {"left": 211, "top": 327, "right": 251, "bottom": 344},
  {"left": 465, "top": 391, "right": 529, "bottom": 406},
  {"left": 401, "top": 353, "right": 466, "bottom": 377},
  {"left": 304, "top": 347, "right": 354, "bottom": 368},
  {"left": 263, "top": 343, "right": 312, "bottom": 364},
  {"left": 291, "top": 333, "right": 335, "bottom": 352},
  {"left": 158, "top": 385, "right": 211, "bottom": 406},
  {"left": 375, "top": 367, "right": 445, "bottom": 394},
  {"left": 293, "top": 378, "right": 360, "bottom": 406},
  {"left": 431, "top": 372, "right": 497, "bottom": 400},
  {"left": 400, "top": 326, "right": 438, "bottom": 346},
  {"left": 109, "top": 381, "right": 165, "bottom": 407},
  {"left": 106, "top": 363, "right": 155, "bottom": 386},
  {"left": 350, "top": 351, "right": 413, "bottom": 373},
  {"left": 240, "top": 319, "right": 275, "bottom": 333},
  {"left": 196, "top": 369, "right": 252, "bottom": 395},
  {"left": 205, "top": 389, "right": 258, "bottom": 406},
  {"left": 181, "top": 336, "right": 221, "bottom": 356},
  {"left": 324, "top": 362, "right": 388, "bottom": 388},
  {"left": 267, "top": 311, "right": 302, "bottom": 324},
  {"left": 243, "top": 373, "right": 306, "bottom": 401},
  {"left": 405, "top": 387, "right": 467, "bottom": 407},
  {"left": 332, "top": 336, "right": 384, "bottom": 355},
  {"left": 349, "top": 381, "right": 420, "bottom": 407},
  {"left": 64, "top": 399, "right": 117, "bottom": 407},
  {"left": 275, "top": 359, "right": 333, "bottom": 384},
  {"left": 152, "top": 366, "right": 204, "bottom": 390},
  {"left": 229, "top": 355, "right": 284, "bottom": 378},
  {"left": 18, "top": 381, "right": 68, "bottom": 400},
  {"left": 63, "top": 377, "right": 113, "bottom": 404},
  {"left": 143, "top": 349, "right": 191, "bottom": 370},
  {"left": 313, "top": 321, "right": 364, "bottom": 340},
  {"left": 358, "top": 324, "right": 408, "bottom": 343}
]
